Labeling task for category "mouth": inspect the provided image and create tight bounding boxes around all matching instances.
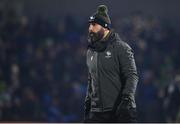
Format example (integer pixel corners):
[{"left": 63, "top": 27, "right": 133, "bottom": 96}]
[
  {"left": 88, "top": 30, "right": 103, "bottom": 43},
  {"left": 88, "top": 32, "right": 94, "bottom": 38}
]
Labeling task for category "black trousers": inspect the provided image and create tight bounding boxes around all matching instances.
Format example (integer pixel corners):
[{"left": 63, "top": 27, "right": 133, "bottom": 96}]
[{"left": 84, "top": 108, "right": 137, "bottom": 123}]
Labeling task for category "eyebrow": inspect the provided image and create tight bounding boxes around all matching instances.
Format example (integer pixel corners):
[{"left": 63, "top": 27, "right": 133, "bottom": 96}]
[{"left": 90, "top": 22, "right": 96, "bottom": 26}]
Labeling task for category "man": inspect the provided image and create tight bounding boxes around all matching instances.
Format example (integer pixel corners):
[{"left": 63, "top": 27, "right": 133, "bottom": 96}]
[{"left": 84, "top": 5, "right": 139, "bottom": 122}]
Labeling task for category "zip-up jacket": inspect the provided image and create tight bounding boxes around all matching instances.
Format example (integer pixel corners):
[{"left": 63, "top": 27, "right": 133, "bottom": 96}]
[{"left": 85, "top": 31, "right": 138, "bottom": 112}]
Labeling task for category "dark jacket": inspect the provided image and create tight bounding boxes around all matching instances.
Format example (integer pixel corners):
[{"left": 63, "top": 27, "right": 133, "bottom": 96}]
[{"left": 85, "top": 30, "right": 138, "bottom": 112}]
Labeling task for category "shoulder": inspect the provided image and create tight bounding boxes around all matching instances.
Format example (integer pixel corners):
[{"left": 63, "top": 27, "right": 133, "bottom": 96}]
[
  {"left": 87, "top": 49, "right": 90, "bottom": 55},
  {"left": 109, "top": 32, "right": 132, "bottom": 51},
  {"left": 112, "top": 39, "right": 132, "bottom": 52}
]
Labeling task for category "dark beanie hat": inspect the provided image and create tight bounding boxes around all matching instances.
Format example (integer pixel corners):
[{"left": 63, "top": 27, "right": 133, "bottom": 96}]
[{"left": 89, "top": 5, "right": 111, "bottom": 29}]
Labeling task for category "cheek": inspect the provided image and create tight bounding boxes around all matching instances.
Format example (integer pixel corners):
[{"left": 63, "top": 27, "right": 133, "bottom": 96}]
[
  {"left": 93, "top": 27, "right": 102, "bottom": 33},
  {"left": 89, "top": 25, "right": 102, "bottom": 33},
  {"left": 96, "top": 25, "right": 102, "bottom": 31}
]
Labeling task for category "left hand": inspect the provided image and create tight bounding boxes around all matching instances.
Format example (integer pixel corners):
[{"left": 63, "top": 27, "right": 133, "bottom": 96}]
[{"left": 115, "top": 94, "right": 137, "bottom": 122}]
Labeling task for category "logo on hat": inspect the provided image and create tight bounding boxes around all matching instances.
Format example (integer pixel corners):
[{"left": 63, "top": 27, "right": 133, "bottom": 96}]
[{"left": 90, "top": 16, "right": 95, "bottom": 20}]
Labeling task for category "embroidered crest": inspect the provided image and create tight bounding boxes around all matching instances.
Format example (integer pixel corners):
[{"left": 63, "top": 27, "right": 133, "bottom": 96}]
[{"left": 105, "top": 51, "right": 111, "bottom": 58}]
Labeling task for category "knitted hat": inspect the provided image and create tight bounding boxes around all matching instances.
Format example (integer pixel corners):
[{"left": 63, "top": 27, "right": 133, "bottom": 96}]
[{"left": 89, "top": 5, "right": 111, "bottom": 29}]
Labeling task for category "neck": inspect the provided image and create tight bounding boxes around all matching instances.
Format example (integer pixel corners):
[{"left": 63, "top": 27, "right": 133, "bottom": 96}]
[{"left": 102, "top": 30, "right": 110, "bottom": 40}]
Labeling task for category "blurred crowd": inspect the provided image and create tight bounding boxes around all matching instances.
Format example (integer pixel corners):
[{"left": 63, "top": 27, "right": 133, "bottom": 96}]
[
  {"left": 0, "top": 9, "right": 179, "bottom": 122},
  {"left": 114, "top": 12, "right": 180, "bottom": 122}
]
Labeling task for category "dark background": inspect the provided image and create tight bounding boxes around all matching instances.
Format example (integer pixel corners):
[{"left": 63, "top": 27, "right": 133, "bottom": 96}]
[{"left": 0, "top": 0, "right": 179, "bottom": 122}]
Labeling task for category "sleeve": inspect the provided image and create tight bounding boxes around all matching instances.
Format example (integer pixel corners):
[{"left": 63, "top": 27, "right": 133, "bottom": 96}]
[
  {"left": 85, "top": 50, "right": 92, "bottom": 104},
  {"left": 84, "top": 72, "right": 92, "bottom": 118},
  {"left": 85, "top": 72, "right": 92, "bottom": 103},
  {"left": 117, "top": 42, "right": 139, "bottom": 98}
]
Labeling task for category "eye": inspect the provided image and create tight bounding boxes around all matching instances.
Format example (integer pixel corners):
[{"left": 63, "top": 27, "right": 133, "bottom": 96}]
[
  {"left": 92, "top": 23, "right": 96, "bottom": 26},
  {"left": 90, "top": 22, "right": 96, "bottom": 26}
]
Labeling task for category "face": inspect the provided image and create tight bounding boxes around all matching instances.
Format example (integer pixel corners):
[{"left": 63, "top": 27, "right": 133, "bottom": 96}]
[{"left": 88, "top": 22, "right": 105, "bottom": 42}]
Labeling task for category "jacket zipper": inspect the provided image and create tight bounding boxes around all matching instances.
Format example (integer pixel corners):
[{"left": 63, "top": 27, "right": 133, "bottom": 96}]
[{"left": 97, "top": 52, "right": 103, "bottom": 111}]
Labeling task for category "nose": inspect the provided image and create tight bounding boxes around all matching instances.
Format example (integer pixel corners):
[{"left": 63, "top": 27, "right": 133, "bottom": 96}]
[{"left": 89, "top": 24, "right": 93, "bottom": 32}]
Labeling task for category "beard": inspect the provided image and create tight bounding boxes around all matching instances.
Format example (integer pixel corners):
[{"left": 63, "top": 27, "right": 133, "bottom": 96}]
[
  {"left": 87, "top": 28, "right": 110, "bottom": 52},
  {"left": 88, "top": 28, "right": 104, "bottom": 43}
]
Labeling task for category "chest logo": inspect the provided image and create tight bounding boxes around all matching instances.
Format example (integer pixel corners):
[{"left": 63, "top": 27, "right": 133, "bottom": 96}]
[{"left": 105, "top": 51, "right": 111, "bottom": 58}]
